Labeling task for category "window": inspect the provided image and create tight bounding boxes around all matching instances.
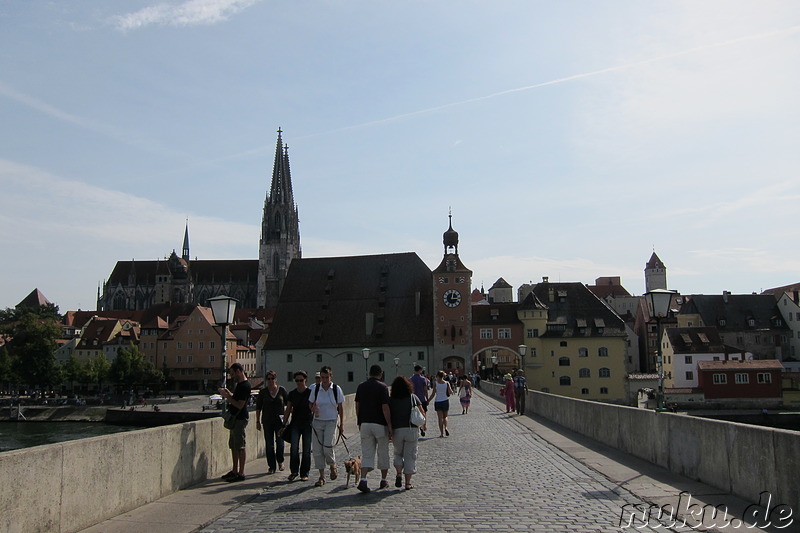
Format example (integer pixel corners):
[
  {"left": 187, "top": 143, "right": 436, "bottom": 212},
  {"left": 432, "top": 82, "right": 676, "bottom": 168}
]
[
  {"left": 316, "top": 354, "right": 323, "bottom": 363},
  {"left": 188, "top": 342, "right": 193, "bottom": 349},
  {"left": 378, "top": 353, "right": 385, "bottom": 362},
  {"left": 346, "top": 353, "right": 353, "bottom": 362},
  {"left": 560, "top": 341, "right": 568, "bottom": 347},
  {"left": 559, "top": 376, "right": 571, "bottom": 386},
  {"left": 418, "top": 351, "right": 424, "bottom": 360},
  {"left": 176, "top": 356, "right": 182, "bottom": 363},
  {"left": 579, "top": 347, "right": 588, "bottom": 358},
  {"left": 600, "top": 387, "right": 608, "bottom": 394},
  {"left": 210, "top": 355, "right": 215, "bottom": 363},
  {"left": 480, "top": 329, "right": 492, "bottom": 339},
  {"left": 735, "top": 373, "right": 749, "bottom": 384},
  {"left": 748, "top": 319, "right": 755, "bottom": 327},
  {"left": 347, "top": 371, "right": 354, "bottom": 382},
  {"left": 598, "top": 347, "right": 608, "bottom": 357},
  {"left": 581, "top": 388, "right": 589, "bottom": 395},
  {"left": 498, "top": 328, "right": 511, "bottom": 339},
  {"left": 527, "top": 328, "right": 539, "bottom": 338},
  {"left": 599, "top": 367, "right": 610, "bottom": 378},
  {"left": 579, "top": 368, "right": 590, "bottom": 378},
  {"left": 287, "top": 371, "right": 293, "bottom": 382},
  {"left": 712, "top": 373, "right": 726, "bottom": 384},
  {"left": 684, "top": 356, "right": 692, "bottom": 364},
  {"left": 559, "top": 357, "right": 570, "bottom": 366},
  {"left": 287, "top": 354, "right": 293, "bottom": 363},
  {"left": 187, "top": 355, "right": 193, "bottom": 363},
  {"left": 199, "top": 341, "right": 204, "bottom": 349},
  {"left": 177, "top": 342, "right": 182, "bottom": 349},
  {"left": 757, "top": 373, "right": 772, "bottom": 384},
  {"left": 210, "top": 341, "right": 215, "bottom": 349},
  {"left": 685, "top": 371, "right": 693, "bottom": 380},
  {"left": 203, "top": 368, "right": 212, "bottom": 376}
]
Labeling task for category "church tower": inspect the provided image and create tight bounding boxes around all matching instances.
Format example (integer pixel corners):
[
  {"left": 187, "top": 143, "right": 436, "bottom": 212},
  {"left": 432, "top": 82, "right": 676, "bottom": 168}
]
[
  {"left": 644, "top": 251, "right": 667, "bottom": 292},
  {"left": 258, "top": 128, "right": 301, "bottom": 308},
  {"left": 431, "top": 213, "right": 473, "bottom": 374}
]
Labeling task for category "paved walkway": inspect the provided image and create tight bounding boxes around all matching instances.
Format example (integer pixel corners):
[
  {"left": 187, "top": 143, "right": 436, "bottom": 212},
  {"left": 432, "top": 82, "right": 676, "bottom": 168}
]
[{"left": 82, "top": 391, "right": 785, "bottom": 533}]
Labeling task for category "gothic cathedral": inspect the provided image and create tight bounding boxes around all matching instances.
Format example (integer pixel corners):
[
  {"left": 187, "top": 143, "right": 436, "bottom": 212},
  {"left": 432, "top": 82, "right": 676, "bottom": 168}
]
[
  {"left": 258, "top": 129, "right": 301, "bottom": 308},
  {"left": 98, "top": 129, "right": 300, "bottom": 311}
]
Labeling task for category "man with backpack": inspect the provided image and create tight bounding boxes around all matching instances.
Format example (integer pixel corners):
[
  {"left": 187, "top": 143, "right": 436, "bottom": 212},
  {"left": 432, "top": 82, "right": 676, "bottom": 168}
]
[{"left": 308, "top": 366, "right": 344, "bottom": 486}]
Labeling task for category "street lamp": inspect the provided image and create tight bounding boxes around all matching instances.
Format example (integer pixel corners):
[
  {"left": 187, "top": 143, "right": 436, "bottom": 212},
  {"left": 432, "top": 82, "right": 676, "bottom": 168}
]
[
  {"left": 394, "top": 356, "right": 400, "bottom": 377},
  {"left": 491, "top": 350, "right": 498, "bottom": 381},
  {"left": 518, "top": 344, "right": 527, "bottom": 375},
  {"left": 362, "top": 348, "right": 370, "bottom": 380},
  {"left": 645, "top": 289, "right": 675, "bottom": 412},
  {"left": 208, "top": 295, "right": 238, "bottom": 390}
]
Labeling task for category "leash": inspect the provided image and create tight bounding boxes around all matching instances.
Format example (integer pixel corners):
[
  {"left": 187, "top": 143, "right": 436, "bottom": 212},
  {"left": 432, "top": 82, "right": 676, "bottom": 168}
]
[{"left": 312, "top": 421, "right": 351, "bottom": 457}]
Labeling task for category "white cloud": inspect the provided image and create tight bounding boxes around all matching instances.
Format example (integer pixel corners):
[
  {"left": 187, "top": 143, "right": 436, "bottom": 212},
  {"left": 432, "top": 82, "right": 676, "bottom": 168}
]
[{"left": 111, "top": 0, "right": 262, "bottom": 31}]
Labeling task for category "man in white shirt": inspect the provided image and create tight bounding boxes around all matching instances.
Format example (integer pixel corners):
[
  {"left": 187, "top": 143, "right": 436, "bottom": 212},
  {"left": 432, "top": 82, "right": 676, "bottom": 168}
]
[{"left": 308, "top": 366, "right": 344, "bottom": 486}]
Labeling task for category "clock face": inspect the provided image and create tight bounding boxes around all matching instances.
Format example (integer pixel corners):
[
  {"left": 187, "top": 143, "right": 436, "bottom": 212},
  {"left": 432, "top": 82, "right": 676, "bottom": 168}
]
[{"left": 443, "top": 289, "right": 462, "bottom": 307}]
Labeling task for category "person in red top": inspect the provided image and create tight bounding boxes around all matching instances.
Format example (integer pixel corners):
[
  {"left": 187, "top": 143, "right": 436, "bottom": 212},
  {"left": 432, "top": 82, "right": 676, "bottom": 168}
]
[{"left": 502, "top": 373, "right": 515, "bottom": 413}]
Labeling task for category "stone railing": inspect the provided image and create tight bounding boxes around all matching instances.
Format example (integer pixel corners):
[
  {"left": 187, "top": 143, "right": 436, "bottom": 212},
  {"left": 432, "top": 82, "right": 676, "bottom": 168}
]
[
  {"left": 481, "top": 382, "right": 799, "bottom": 514},
  {"left": 0, "top": 394, "right": 358, "bottom": 533}
]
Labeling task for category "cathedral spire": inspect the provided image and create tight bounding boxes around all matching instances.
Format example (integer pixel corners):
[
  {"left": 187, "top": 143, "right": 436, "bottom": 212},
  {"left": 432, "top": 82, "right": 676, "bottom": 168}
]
[
  {"left": 182, "top": 219, "right": 190, "bottom": 262},
  {"left": 259, "top": 128, "right": 302, "bottom": 308}
]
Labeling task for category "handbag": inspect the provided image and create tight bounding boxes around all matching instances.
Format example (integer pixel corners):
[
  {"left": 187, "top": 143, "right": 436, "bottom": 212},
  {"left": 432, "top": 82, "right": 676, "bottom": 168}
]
[
  {"left": 281, "top": 422, "right": 293, "bottom": 443},
  {"left": 222, "top": 410, "right": 235, "bottom": 430},
  {"left": 410, "top": 396, "right": 426, "bottom": 427}
]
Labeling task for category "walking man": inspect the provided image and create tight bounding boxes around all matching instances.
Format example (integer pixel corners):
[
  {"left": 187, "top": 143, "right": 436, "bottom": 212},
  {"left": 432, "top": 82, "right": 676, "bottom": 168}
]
[
  {"left": 409, "top": 365, "right": 429, "bottom": 436},
  {"left": 308, "top": 366, "right": 344, "bottom": 487},
  {"left": 219, "top": 363, "right": 251, "bottom": 482},
  {"left": 354, "top": 364, "right": 393, "bottom": 493},
  {"left": 513, "top": 369, "right": 527, "bottom": 416}
]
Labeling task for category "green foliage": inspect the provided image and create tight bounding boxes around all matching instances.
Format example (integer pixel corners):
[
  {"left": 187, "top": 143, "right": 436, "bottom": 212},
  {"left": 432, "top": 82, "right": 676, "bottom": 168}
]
[
  {"left": 0, "top": 345, "right": 17, "bottom": 386},
  {"left": 1, "top": 311, "right": 61, "bottom": 389},
  {"left": 110, "top": 344, "right": 163, "bottom": 389}
]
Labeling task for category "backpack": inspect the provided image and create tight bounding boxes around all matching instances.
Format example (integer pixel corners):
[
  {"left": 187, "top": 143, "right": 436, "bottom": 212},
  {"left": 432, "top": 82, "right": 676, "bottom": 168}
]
[{"left": 314, "top": 383, "right": 340, "bottom": 403}]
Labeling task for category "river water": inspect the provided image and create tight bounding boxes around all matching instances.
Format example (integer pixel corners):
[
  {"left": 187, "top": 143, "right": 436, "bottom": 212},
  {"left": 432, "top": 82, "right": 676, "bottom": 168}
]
[{"left": 0, "top": 422, "right": 138, "bottom": 453}]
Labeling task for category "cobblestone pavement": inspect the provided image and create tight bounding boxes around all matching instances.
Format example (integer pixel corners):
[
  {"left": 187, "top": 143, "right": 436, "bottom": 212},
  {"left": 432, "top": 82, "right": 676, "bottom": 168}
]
[{"left": 197, "top": 392, "right": 686, "bottom": 533}]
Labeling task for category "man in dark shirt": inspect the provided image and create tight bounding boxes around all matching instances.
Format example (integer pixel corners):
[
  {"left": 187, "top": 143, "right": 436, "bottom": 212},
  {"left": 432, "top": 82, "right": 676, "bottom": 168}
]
[
  {"left": 219, "top": 363, "right": 251, "bottom": 482},
  {"left": 354, "top": 364, "right": 392, "bottom": 493}
]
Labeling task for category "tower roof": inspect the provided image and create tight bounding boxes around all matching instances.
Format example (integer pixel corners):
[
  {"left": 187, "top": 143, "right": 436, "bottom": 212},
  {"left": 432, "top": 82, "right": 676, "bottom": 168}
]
[{"left": 646, "top": 252, "right": 665, "bottom": 269}]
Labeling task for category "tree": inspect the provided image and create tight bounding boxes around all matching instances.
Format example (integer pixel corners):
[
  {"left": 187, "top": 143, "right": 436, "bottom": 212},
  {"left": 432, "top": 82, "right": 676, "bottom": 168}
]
[
  {"left": 87, "top": 354, "right": 111, "bottom": 392},
  {"left": 62, "top": 354, "right": 82, "bottom": 392},
  {"left": 0, "top": 345, "right": 16, "bottom": 391},
  {"left": 1, "top": 312, "right": 61, "bottom": 390},
  {"left": 110, "top": 344, "right": 160, "bottom": 390}
]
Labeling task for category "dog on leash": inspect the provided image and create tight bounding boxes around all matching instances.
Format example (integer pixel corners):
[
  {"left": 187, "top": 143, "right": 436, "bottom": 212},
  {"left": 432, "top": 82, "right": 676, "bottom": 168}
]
[{"left": 343, "top": 456, "right": 361, "bottom": 487}]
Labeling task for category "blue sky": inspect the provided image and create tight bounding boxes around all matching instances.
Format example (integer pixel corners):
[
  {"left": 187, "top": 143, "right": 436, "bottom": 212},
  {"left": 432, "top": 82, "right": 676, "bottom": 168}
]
[{"left": 2, "top": 1, "right": 799, "bottom": 311}]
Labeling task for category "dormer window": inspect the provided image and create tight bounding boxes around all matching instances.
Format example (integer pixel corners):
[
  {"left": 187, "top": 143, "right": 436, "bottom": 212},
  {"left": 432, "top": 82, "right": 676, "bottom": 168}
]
[
  {"left": 748, "top": 318, "right": 755, "bottom": 327},
  {"left": 719, "top": 319, "right": 726, "bottom": 327}
]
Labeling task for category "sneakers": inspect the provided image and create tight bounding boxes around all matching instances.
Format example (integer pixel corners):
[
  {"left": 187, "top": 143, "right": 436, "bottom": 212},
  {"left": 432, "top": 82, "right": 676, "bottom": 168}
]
[
  {"left": 357, "top": 479, "right": 370, "bottom": 493},
  {"left": 379, "top": 479, "right": 389, "bottom": 490}
]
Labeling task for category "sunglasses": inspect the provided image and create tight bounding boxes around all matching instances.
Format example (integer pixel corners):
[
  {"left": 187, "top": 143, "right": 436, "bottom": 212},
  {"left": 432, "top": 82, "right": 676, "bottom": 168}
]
[{"left": 294, "top": 378, "right": 305, "bottom": 382}]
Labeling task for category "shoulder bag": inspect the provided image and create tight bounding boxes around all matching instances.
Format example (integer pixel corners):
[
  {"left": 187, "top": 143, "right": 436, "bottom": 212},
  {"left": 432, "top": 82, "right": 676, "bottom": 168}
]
[{"left": 410, "top": 395, "right": 426, "bottom": 427}]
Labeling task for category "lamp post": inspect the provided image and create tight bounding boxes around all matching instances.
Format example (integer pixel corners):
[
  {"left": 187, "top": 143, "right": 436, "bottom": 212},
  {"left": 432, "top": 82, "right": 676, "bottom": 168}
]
[
  {"left": 491, "top": 350, "right": 498, "bottom": 381},
  {"left": 394, "top": 356, "right": 400, "bottom": 378},
  {"left": 362, "top": 348, "right": 370, "bottom": 380},
  {"left": 208, "top": 295, "right": 238, "bottom": 391},
  {"left": 645, "top": 289, "right": 675, "bottom": 412},
  {"left": 517, "top": 344, "right": 527, "bottom": 375}
]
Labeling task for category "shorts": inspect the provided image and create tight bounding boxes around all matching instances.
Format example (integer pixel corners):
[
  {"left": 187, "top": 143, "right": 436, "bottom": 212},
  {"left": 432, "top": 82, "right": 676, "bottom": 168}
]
[
  {"left": 228, "top": 418, "right": 248, "bottom": 450},
  {"left": 434, "top": 400, "right": 449, "bottom": 412}
]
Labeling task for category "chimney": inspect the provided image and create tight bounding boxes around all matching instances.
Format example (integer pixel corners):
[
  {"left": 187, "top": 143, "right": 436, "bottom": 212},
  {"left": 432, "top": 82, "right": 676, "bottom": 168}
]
[
  {"left": 722, "top": 290, "right": 730, "bottom": 303},
  {"left": 793, "top": 291, "right": 799, "bottom": 305}
]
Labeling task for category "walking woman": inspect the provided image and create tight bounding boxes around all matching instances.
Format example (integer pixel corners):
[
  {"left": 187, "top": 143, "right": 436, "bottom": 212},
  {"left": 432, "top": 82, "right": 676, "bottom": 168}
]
[
  {"left": 256, "top": 370, "right": 288, "bottom": 474},
  {"left": 280, "top": 370, "right": 313, "bottom": 481},
  {"left": 427, "top": 370, "right": 453, "bottom": 438},
  {"left": 458, "top": 375, "right": 472, "bottom": 414},
  {"left": 502, "top": 373, "right": 515, "bottom": 413},
  {"left": 389, "top": 376, "right": 425, "bottom": 490}
]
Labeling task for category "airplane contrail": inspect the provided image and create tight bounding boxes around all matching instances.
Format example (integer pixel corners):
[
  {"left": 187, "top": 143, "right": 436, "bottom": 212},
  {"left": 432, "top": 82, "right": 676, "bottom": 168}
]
[{"left": 298, "top": 24, "right": 800, "bottom": 138}]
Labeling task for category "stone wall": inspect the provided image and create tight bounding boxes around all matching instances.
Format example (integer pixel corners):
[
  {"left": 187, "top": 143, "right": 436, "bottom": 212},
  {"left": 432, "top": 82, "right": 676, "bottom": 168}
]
[
  {"left": 0, "top": 395, "right": 359, "bottom": 533},
  {"left": 482, "top": 382, "right": 799, "bottom": 513}
]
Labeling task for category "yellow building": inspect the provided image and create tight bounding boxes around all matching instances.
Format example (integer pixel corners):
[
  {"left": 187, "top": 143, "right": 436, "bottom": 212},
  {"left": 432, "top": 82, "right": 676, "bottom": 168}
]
[{"left": 518, "top": 280, "right": 628, "bottom": 402}]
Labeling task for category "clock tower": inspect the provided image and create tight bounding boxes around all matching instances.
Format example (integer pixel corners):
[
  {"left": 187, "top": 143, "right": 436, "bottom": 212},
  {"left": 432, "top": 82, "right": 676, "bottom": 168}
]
[{"left": 431, "top": 213, "right": 473, "bottom": 375}]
